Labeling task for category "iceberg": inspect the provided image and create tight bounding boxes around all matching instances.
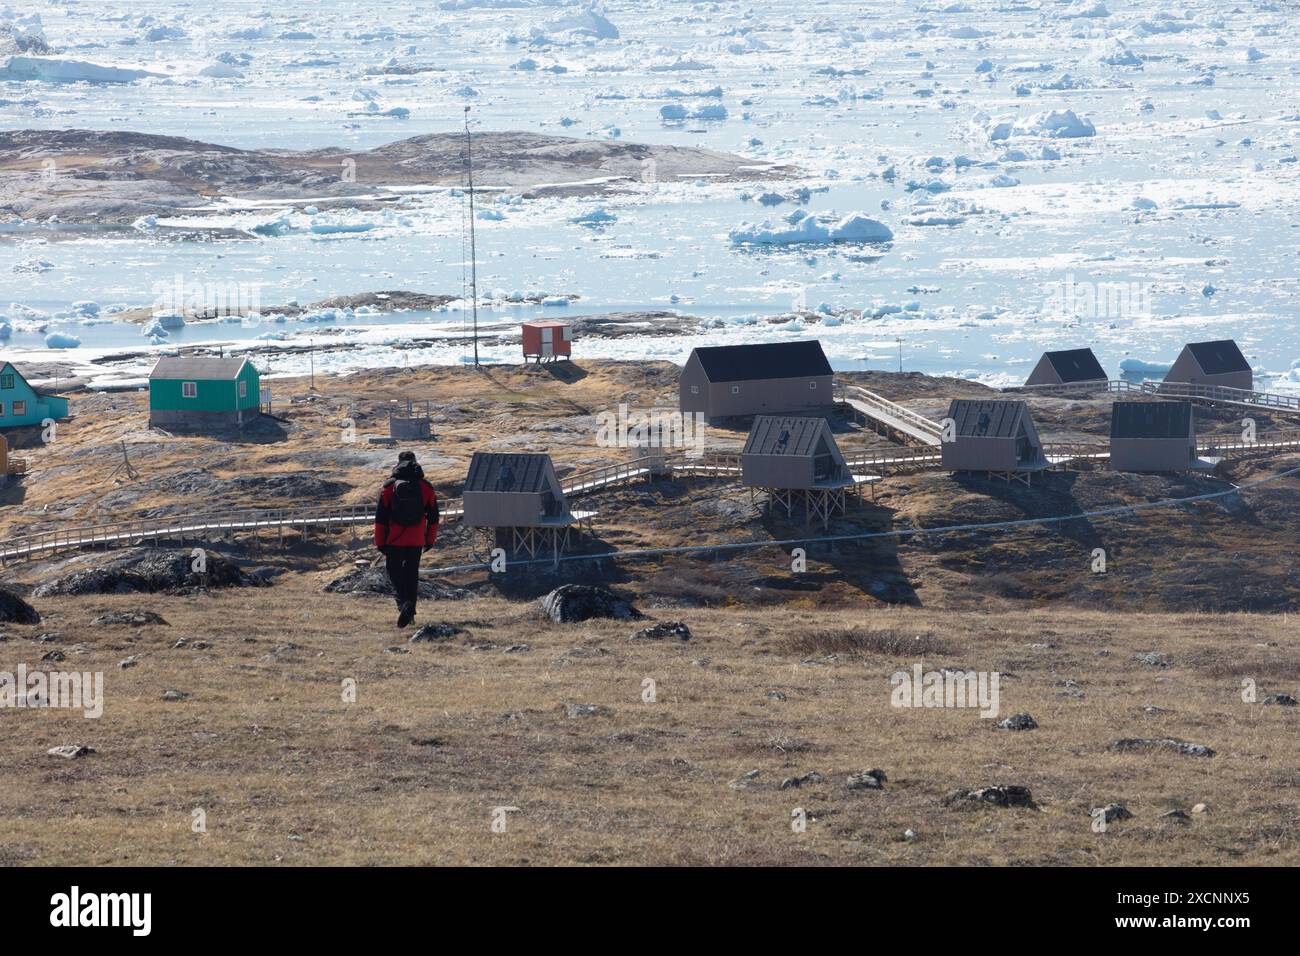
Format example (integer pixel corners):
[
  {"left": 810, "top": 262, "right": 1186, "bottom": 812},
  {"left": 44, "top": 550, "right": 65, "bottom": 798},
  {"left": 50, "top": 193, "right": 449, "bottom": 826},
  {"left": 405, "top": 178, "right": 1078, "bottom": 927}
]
[
  {"left": 729, "top": 211, "right": 893, "bottom": 246},
  {"left": 44, "top": 332, "right": 81, "bottom": 349}
]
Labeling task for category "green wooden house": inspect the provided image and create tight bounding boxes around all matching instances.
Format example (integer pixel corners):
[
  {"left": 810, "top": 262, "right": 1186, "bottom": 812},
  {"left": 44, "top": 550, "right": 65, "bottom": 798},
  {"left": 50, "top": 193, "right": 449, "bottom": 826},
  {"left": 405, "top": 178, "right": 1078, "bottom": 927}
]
[
  {"left": 148, "top": 356, "right": 262, "bottom": 430},
  {"left": 0, "top": 361, "right": 70, "bottom": 429}
]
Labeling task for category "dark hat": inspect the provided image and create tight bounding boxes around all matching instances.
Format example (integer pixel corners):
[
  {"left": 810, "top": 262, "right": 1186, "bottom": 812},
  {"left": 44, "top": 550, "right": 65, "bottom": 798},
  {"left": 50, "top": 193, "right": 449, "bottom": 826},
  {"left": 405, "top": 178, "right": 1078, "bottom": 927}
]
[{"left": 397, "top": 450, "right": 417, "bottom": 463}]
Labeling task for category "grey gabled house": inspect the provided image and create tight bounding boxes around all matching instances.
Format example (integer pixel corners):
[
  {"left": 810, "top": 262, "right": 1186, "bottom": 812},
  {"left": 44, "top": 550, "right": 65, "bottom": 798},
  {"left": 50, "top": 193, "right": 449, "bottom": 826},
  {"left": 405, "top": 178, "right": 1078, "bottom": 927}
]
[
  {"left": 1163, "top": 339, "right": 1252, "bottom": 391},
  {"left": 679, "top": 340, "right": 833, "bottom": 421},
  {"left": 941, "top": 399, "right": 1046, "bottom": 475},
  {"left": 1024, "top": 347, "right": 1108, "bottom": 387},
  {"left": 741, "top": 415, "right": 851, "bottom": 490},
  {"left": 1110, "top": 401, "right": 1198, "bottom": 472}
]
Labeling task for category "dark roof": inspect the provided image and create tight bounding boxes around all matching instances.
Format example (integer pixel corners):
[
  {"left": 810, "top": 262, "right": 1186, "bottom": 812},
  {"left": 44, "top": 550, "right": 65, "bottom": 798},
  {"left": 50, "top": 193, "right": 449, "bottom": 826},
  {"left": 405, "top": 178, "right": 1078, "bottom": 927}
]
[
  {"left": 1111, "top": 401, "right": 1193, "bottom": 440},
  {"left": 150, "top": 356, "right": 250, "bottom": 381},
  {"left": 690, "top": 340, "right": 832, "bottom": 383},
  {"left": 1043, "top": 348, "right": 1107, "bottom": 383},
  {"left": 1184, "top": 340, "right": 1249, "bottom": 375},
  {"left": 464, "top": 452, "right": 554, "bottom": 494},
  {"left": 743, "top": 416, "right": 831, "bottom": 456},
  {"left": 946, "top": 399, "right": 1028, "bottom": 439}
]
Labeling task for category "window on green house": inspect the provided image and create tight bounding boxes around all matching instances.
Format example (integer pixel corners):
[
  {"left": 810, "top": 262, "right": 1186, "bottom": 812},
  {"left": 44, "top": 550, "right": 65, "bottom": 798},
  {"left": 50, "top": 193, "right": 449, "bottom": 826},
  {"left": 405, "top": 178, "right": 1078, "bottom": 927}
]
[
  {"left": 12, "top": 401, "right": 24, "bottom": 417},
  {"left": 182, "top": 382, "right": 197, "bottom": 398},
  {"left": 0, "top": 374, "right": 13, "bottom": 390},
  {"left": 239, "top": 380, "right": 248, "bottom": 398}
]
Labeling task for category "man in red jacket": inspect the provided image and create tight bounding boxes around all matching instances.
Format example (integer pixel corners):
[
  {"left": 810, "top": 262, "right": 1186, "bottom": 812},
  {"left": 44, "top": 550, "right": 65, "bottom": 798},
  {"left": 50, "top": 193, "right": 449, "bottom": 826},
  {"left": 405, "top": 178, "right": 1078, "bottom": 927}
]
[{"left": 374, "top": 451, "right": 440, "bottom": 628}]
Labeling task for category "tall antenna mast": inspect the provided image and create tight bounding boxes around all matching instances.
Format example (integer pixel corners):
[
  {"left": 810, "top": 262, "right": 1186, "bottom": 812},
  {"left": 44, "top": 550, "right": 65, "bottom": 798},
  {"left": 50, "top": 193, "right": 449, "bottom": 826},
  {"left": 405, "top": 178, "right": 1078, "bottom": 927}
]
[{"left": 464, "top": 106, "right": 480, "bottom": 369}]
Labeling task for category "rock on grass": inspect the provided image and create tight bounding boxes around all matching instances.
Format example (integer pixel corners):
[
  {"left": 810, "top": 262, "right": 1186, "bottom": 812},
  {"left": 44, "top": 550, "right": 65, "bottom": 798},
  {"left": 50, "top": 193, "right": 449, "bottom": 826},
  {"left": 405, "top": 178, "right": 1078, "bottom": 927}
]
[
  {"left": 0, "top": 587, "right": 39, "bottom": 625},
  {"left": 631, "top": 620, "right": 691, "bottom": 641},
  {"left": 540, "top": 585, "right": 643, "bottom": 623},
  {"left": 48, "top": 744, "right": 95, "bottom": 759},
  {"left": 91, "top": 610, "right": 169, "bottom": 627},
  {"left": 943, "top": 785, "right": 1037, "bottom": 809},
  {"left": 1110, "top": 737, "right": 1215, "bottom": 758}
]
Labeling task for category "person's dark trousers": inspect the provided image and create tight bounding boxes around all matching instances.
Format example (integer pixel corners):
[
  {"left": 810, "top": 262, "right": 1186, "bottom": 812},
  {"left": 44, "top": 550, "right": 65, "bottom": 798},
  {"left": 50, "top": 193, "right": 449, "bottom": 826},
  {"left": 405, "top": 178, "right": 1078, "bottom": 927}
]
[{"left": 384, "top": 546, "right": 424, "bottom": 614}]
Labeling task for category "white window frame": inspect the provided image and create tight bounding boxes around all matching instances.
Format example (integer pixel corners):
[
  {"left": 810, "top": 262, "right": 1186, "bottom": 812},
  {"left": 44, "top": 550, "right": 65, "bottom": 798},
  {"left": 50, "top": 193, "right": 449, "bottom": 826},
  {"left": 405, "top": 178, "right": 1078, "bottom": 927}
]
[
  {"left": 809, "top": 381, "right": 817, "bottom": 389},
  {"left": 11, "top": 400, "right": 25, "bottom": 417},
  {"left": 690, "top": 385, "right": 699, "bottom": 395},
  {"left": 731, "top": 385, "right": 740, "bottom": 395},
  {"left": 239, "top": 380, "right": 248, "bottom": 399},
  {"left": 182, "top": 381, "right": 198, "bottom": 399}
]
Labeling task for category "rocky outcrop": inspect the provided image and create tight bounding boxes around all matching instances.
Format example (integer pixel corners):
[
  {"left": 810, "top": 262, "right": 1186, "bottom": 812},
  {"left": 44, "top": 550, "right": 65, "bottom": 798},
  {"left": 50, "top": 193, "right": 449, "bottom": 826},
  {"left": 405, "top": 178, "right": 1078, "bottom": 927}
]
[{"left": 0, "top": 587, "right": 40, "bottom": 624}]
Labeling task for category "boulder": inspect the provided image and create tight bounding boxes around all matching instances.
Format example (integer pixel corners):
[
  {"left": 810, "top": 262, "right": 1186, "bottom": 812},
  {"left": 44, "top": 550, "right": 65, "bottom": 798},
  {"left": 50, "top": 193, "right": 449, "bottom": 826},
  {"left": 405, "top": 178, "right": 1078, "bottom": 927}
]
[
  {"left": 48, "top": 744, "right": 95, "bottom": 759},
  {"left": 847, "top": 769, "right": 887, "bottom": 790},
  {"left": 540, "top": 585, "right": 643, "bottom": 623},
  {"left": 997, "top": 712, "right": 1038, "bottom": 731},
  {"left": 0, "top": 587, "right": 39, "bottom": 625}
]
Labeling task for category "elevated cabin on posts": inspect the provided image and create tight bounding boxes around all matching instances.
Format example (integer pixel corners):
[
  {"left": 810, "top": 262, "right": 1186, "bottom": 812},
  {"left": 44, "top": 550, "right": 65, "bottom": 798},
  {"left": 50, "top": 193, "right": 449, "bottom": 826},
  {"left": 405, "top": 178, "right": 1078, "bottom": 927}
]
[
  {"left": 941, "top": 399, "right": 1048, "bottom": 485},
  {"left": 460, "top": 452, "right": 593, "bottom": 561},
  {"left": 740, "top": 415, "right": 878, "bottom": 526}
]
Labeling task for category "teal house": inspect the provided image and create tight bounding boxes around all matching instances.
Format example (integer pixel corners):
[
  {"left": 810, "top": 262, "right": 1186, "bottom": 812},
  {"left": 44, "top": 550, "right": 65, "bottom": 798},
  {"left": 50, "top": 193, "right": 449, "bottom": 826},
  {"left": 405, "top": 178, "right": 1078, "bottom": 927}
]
[
  {"left": 0, "top": 361, "right": 69, "bottom": 429},
  {"left": 148, "top": 356, "right": 262, "bottom": 430}
]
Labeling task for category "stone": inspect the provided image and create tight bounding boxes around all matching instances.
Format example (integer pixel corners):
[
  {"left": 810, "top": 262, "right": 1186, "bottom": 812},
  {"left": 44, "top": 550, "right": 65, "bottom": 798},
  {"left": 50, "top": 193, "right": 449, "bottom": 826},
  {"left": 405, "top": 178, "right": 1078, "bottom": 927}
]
[
  {"left": 410, "top": 622, "right": 466, "bottom": 642},
  {"left": 1162, "top": 809, "right": 1190, "bottom": 822},
  {"left": 631, "top": 620, "right": 691, "bottom": 641},
  {"left": 1134, "top": 651, "right": 1172, "bottom": 667},
  {"left": 1092, "top": 803, "right": 1132, "bottom": 823},
  {"left": 1110, "top": 737, "right": 1215, "bottom": 758},
  {"left": 1262, "top": 693, "right": 1297, "bottom": 707},
  {"left": 0, "top": 587, "right": 39, "bottom": 625},
  {"left": 161, "top": 690, "right": 188, "bottom": 702},
  {"left": 944, "top": 785, "right": 1036, "bottom": 809},
  {"left": 564, "top": 702, "right": 605, "bottom": 718},
  {"left": 1192, "top": 802, "right": 1211, "bottom": 814},
  {"left": 118, "top": 655, "right": 143, "bottom": 669},
  {"left": 729, "top": 769, "right": 761, "bottom": 790},
  {"left": 540, "top": 584, "right": 643, "bottom": 623},
  {"left": 847, "top": 769, "right": 887, "bottom": 790},
  {"left": 48, "top": 744, "right": 95, "bottom": 759},
  {"left": 91, "top": 610, "right": 169, "bottom": 627},
  {"left": 779, "top": 771, "right": 823, "bottom": 790},
  {"left": 997, "top": 712, "right": 1037, "bottom": 731}
]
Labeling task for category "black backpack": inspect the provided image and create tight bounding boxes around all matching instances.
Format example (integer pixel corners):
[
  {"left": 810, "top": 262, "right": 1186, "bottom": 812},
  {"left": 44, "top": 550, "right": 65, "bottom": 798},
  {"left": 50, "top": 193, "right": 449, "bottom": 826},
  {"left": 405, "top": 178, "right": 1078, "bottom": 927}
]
[{"left": 389, "top": 478, "right": 425, "bottom": 527}]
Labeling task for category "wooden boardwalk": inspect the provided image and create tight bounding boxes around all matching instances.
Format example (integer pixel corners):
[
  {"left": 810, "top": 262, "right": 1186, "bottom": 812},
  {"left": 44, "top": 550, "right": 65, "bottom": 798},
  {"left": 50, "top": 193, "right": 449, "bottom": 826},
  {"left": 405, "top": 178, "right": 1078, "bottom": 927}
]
[{"left": 836, "top": 385, "right": 944, "bottom": 446}]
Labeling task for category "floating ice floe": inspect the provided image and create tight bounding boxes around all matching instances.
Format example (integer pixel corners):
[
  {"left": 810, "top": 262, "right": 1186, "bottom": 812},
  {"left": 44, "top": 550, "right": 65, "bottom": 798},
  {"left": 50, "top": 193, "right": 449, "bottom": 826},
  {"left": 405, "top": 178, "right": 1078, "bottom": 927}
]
[
  {"left": 0, "top": 55, "right": 161, "bottom": 83},
  {"left": 13, "top": 257, "right": 53, "bottom": 274},
  {"left": 729, "top": 210, "right": 893, "bottom": 246},
  {"left": 571, "top": 207, "right": 617, "bottom": 225},
  {"left": 44, "top": 332, "right": 81, "bottom": 349}
]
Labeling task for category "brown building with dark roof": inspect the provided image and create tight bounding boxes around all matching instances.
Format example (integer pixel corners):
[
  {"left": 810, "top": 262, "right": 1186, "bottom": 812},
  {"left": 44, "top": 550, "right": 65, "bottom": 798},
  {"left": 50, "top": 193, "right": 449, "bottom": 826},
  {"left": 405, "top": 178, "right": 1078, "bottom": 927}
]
[{"left": 679, "top": 340, "right": 833, "bottom": 421}]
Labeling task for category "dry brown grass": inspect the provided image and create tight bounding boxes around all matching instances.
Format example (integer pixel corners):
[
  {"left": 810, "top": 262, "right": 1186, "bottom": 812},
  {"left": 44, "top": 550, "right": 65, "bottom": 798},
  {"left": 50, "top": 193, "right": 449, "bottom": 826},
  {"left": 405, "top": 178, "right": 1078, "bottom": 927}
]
[{"left": 2, "top": 578, "right": 1298, "bottom": 866}]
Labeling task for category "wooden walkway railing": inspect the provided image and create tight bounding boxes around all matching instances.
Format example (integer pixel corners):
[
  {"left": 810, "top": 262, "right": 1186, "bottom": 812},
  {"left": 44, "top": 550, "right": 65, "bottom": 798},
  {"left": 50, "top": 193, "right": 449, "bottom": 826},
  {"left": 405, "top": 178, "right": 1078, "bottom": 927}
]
[
  {"left": 836, "top": 384, "right": 944, "bottom": 446},
  {"left": 1138, "top": 380, "right": 1300, "bottom": 414}
]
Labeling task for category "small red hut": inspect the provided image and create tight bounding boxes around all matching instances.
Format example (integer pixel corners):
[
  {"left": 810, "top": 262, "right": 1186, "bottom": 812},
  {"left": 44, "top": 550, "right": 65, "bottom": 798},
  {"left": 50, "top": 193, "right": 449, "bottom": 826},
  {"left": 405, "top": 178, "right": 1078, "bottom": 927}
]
[{"left": 521, "top": 320, "right": 572, "bottom": 363}]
